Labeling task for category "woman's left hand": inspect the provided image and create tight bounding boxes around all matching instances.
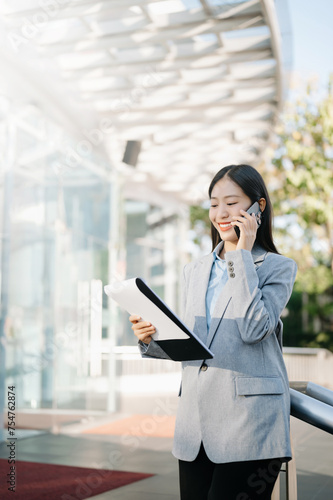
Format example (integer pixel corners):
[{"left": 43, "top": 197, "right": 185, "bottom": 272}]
[{"left": 231, "top": 210, "right": 258, "bottom": 252}]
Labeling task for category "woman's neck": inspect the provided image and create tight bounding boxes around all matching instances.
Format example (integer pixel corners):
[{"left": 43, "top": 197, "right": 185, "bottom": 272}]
[{"left": 219, "top": 241, "right": 237, "bottom": 259}]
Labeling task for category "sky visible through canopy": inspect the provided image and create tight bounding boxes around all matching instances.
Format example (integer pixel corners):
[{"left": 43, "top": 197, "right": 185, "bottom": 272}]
[{"left": 288, "top": 0, "right": 333, "bottom": 89}]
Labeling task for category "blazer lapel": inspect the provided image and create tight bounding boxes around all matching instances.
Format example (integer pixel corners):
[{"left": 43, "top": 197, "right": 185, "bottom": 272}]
[
  {"left": 190, "top": 252, "right": 214, "bottom": 341},
  {"left": 204, "top": 244, "right": 268, "bottom": 349},
  {"left": 205, "top": 280, "right": 232, "bottom": 348}
]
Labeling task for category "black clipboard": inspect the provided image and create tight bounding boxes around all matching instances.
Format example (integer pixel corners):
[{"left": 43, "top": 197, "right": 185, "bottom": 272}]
[{"left": 104, "top": 277, "right": 213, "bottom": 362}]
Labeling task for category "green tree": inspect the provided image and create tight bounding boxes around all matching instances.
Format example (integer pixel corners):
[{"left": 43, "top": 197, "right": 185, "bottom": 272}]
[
  {"left": 270, "top": 78, "right": 333, "bottom": 270},
  {"left": 269, "top": 77, "right": 333, "bottom": 350},
  {"left": 187, "top": 80, "right": 333, "bottom": 349}
]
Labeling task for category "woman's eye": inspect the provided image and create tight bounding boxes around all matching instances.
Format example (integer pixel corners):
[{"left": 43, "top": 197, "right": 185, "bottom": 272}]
[
  {"left": 210, "top": 205, "right": 217, "bottom": 208},
  {"left": 227, "top": 203, "right": 237, "bottom": 206}
]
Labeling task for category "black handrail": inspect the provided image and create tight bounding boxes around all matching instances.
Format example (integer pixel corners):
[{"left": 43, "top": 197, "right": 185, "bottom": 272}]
[
  {"left": 290, "top": 381, "right": 333, "bottom": 407},
  {"left": 290, "top": 384, "right": 333, "bottom": 435}
]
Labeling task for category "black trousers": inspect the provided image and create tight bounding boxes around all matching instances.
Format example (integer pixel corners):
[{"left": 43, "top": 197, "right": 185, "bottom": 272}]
[{"left": 178, "top": 442, "right": 282, "bottom": 500}]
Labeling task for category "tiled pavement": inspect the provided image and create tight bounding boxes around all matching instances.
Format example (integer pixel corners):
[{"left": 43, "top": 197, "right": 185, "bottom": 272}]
[{"left": 0, "top": 415, "right": 332, "bottom": 499}]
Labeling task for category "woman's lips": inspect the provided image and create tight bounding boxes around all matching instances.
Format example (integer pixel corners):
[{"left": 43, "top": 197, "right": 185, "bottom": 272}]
[{"left": 218, "top": 222, "right": 233, "bottom": 232}]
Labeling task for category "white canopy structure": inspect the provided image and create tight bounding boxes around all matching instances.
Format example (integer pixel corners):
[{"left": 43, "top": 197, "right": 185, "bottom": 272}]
[
  {"left": 0, "top": 0, "right": 285, "bottom": 205},
  {"left": 0, "top": 0, "right": 292, "bottom": 423}
]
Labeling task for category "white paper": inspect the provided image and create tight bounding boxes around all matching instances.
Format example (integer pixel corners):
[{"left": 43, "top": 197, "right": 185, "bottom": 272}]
[{"left": 104, "top": 278, "right": 189, "bottom": 341}]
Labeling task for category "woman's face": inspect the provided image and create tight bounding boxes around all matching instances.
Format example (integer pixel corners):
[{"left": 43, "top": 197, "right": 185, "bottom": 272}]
[{"left": 209, "top": 175, "right": 252, "bottom": 244}]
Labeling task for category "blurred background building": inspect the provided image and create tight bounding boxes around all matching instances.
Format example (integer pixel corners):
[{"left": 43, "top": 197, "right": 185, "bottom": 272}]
[{"left": 0, "top": 0, "right": 332, "bottom": 446}]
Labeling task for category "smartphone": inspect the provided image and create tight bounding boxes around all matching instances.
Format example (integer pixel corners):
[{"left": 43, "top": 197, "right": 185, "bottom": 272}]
[{"left": 234, "top": 201, "right": 261, "bottom": 238}]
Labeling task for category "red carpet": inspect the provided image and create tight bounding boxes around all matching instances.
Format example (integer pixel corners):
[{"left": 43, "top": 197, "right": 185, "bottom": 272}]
[{"left": 0, "top": 459, "right": 154, "bottom": 500}]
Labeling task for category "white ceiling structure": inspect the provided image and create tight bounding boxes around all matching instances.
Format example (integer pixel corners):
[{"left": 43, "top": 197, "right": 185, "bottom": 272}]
[{"left": 0, "top": 0, "right": 284, "bottom": 205}]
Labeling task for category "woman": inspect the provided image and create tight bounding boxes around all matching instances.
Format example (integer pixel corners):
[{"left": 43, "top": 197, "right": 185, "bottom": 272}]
[{"left": 130, "top": 164, "right": 297, "bottom": 500}]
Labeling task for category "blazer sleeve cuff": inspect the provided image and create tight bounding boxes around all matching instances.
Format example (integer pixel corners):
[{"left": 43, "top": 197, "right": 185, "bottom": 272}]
[{"left": 138, "top": 339, "right": 171, "bottom": 360}]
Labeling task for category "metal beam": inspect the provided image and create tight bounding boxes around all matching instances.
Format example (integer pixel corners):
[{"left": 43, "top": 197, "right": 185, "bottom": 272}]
[
  {"left": 79, "top": 78, "right": 276, "bottom": 99},
  {"left": 53, "top": 37, "right": 271, "bottom": 75},
  {"left": 260, "top": 0, "right": 283, "bottom": 110},
  {"left": 60, "top": 48, "right": 273, "bottom": 80},
  {"left": 35, "top": 16, "right": 265, "bottom": 55},
  {"left": 91, "top": 100, "right": 276, "bottom": 117}
]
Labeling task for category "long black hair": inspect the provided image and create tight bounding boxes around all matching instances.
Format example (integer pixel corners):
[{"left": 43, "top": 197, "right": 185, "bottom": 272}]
[{"left": 208, "top": 164, "right": 279, "bottom": 254}]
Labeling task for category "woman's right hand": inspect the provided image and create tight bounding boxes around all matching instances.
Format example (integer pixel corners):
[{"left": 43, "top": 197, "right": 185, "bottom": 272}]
[{"left": 129, "top": 315, "right": 156, "bottom": 344}]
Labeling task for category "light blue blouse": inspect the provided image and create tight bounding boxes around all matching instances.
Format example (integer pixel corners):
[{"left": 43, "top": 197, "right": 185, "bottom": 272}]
[{"left": 205, "top": 240, "right": 228, "bottom": 333}]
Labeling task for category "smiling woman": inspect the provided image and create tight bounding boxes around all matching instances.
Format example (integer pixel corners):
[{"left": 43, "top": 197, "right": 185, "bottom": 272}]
[
  {"left": 208, "top": 164, "right": 278, "bottom": 257},
  {"left": 130, "top": 164, "right": 297, "bottom": 500}
]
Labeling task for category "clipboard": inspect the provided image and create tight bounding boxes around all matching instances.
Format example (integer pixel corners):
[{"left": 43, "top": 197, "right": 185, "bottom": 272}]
[{"left": 104, "top": 277, "right": 214, "bottom": 362}]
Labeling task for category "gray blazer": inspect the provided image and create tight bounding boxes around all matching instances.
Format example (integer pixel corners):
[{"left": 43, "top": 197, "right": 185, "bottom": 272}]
[{"left": 138, "top": 244, "right": 297, "bottom": 464}]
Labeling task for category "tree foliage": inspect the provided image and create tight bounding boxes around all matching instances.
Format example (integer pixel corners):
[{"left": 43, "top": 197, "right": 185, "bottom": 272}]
[
  {"left": 270, "top": 78, "right": 333, "bottom": 275},
  {"left": 187, "top": 78, "right": 333, "bottom": 350},
  {"left": 269, "top": 77, "right": 333, "bottom": 350},
  {"left": 188, "top": 78, "right": 333, "bottom": 350}
]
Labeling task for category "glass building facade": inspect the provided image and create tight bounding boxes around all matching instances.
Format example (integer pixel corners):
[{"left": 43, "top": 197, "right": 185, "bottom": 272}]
[{"left": 0, "top": 100, "right": 188, "bottom": 437}]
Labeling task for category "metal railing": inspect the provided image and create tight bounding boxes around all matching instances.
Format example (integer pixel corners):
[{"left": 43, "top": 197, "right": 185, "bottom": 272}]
[
  {"left": 290, "top": 382, "right": 333, "bottom": 435},
  {"left": 272, "top": 382, "right": 333, "bottom": 500}
]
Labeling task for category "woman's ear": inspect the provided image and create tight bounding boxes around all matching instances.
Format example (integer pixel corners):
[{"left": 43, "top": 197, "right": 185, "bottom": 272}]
[{"left": 258, "top": 198, "right": 266, "bottom": 212}]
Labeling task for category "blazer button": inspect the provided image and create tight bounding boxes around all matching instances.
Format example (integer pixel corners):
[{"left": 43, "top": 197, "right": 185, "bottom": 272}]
[
  {"left": 229, "top": 272, "right": 235, "bottom": 278},
  {"left": 227, "top": 261, "right": 234, "bottom": 266},
  {"left": 200, "top": 363, "right": 208, "bottom": 372}
]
